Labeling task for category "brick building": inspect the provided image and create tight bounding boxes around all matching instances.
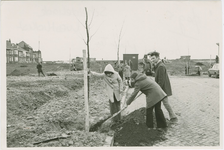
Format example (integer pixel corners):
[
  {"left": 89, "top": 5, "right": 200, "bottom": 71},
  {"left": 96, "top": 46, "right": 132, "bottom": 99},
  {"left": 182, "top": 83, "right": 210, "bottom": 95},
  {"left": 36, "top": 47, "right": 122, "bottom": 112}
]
[{"left": 6, "top": 39, "right": 42, "bottom": 63}]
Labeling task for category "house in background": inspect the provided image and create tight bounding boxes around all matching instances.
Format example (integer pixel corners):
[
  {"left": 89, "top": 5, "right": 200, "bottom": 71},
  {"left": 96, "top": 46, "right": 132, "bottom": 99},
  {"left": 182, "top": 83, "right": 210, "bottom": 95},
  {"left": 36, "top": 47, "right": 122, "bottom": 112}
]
[{"left": 6, "top": 39, "right": 42, "bottom": 63}]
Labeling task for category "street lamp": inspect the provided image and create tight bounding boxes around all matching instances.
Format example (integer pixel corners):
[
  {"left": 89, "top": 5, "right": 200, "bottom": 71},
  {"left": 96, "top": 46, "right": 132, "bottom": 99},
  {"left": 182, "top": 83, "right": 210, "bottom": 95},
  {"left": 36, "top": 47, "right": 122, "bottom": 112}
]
[{"left": 216, "top": 43, "right": 219, "bottom": 56}]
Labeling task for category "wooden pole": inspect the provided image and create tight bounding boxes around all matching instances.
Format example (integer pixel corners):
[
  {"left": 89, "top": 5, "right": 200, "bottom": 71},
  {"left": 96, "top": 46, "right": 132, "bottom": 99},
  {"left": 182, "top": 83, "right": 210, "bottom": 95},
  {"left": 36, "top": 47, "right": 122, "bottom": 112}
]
[{"left": 83, "top": 49, "right": 89, "bottom": 132}]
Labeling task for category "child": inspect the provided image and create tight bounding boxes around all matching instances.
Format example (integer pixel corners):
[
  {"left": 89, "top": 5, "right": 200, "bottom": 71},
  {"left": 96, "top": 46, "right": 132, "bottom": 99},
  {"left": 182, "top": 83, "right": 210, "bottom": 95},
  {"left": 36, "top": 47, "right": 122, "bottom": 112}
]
[
  {"left": 89, "top": 64, "right": 123, "bottom": 122},
  {"left": 126, "top": 72, "right": 167, "bottom": 131}
]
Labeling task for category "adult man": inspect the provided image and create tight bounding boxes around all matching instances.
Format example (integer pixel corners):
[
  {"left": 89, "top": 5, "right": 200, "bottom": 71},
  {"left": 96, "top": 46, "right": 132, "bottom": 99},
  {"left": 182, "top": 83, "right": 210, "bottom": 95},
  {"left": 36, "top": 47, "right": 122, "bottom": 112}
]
[
  {"left": 149, "top": 52, "right": 178, "bottom": 123},
  {"left": 126, "top": 72, "right": 167, "bottom": 130},
  {"left": 36, "top": 62, "right": 45, "bottom": 77}
]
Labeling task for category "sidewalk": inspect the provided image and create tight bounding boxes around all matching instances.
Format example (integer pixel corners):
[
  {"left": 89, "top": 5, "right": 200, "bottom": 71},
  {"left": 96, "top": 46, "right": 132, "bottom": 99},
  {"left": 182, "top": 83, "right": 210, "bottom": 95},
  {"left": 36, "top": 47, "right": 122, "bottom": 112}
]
[{"left": 121, "top": 76, "right": 220, "bottom": 146}]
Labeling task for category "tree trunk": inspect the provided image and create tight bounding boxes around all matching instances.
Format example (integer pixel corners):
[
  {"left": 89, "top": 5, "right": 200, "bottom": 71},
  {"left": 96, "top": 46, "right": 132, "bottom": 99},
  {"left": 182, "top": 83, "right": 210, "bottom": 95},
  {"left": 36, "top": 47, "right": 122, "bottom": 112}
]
[{"left": 85, "top": 7, "right": 90, "bottom": 99}]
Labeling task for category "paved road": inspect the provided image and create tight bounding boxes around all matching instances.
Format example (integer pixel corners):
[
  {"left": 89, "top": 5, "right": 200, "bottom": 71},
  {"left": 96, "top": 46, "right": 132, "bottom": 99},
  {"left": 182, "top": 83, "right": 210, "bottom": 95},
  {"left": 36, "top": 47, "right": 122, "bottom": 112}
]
[{"left": 122, "top": 75, "right": 221, "bottom": 147}]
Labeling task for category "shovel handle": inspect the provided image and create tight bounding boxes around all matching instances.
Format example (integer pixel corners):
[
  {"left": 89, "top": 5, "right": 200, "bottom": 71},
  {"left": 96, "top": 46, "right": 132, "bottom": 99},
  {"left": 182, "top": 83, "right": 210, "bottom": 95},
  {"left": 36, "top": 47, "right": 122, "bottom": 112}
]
[{"left": 104, "top": 106, "right": 128, "bottom": 122}]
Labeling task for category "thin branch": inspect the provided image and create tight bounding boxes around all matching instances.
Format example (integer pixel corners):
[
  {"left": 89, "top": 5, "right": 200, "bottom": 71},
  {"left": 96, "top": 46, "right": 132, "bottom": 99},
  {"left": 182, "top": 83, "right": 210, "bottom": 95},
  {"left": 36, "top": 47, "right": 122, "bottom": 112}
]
[
  {"left": 117, "top": 20, "right": 125, "bottom": 63},
  {"left": 74, "top": 13, "right": 85, "bottom": 28},
  {"left": 83, "top": 38, "right": 87, "bottom": 45},
  {"left": 89, "top": 9, "right": 95, "bottom": 26},
  {"left": 89, "top": 20, "right": 104, "bottom": 41}
]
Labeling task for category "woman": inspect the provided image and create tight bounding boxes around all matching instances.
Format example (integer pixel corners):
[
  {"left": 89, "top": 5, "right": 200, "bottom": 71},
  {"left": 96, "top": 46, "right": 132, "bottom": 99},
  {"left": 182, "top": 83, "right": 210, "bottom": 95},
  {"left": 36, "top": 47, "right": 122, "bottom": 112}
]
[
  {"left": 89, "top": 64, "right": 123, "bottom": 122},
  {"left": 126, "top": 72, "right": 167, "bottom": 131}
]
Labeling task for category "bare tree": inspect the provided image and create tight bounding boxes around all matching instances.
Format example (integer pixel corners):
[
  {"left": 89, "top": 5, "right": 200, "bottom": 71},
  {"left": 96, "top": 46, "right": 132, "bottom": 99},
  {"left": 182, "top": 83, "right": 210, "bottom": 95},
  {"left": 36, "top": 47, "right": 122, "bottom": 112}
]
[
  {"left": 85, "top": 7, "right": 90, "bottom": 69},
  {"left": 117, "top": 21, "right": 125, "bottom": 65},
  {"left": 84, "top": 7, "right": 91, "bottom": 99}
]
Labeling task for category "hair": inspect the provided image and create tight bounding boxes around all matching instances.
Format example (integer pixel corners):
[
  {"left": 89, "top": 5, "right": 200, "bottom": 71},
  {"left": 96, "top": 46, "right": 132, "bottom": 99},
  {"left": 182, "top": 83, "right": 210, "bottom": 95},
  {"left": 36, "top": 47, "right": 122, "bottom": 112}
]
[
  {"left": 130, "top": 72, "right": 138, "bottom": 79},
  {"left": 104, "top": 71, "right": 113, "bottom": 75},
  {"left": 149, "top": 51, "right": 160, "bottom": 58}
]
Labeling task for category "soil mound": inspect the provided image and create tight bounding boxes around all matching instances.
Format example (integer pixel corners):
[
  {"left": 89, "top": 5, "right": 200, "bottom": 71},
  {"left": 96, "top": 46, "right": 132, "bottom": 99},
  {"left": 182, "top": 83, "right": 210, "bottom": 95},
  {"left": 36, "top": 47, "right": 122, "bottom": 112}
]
[{"left": 111, "top": 108, "right": 165, "bottom": 146}]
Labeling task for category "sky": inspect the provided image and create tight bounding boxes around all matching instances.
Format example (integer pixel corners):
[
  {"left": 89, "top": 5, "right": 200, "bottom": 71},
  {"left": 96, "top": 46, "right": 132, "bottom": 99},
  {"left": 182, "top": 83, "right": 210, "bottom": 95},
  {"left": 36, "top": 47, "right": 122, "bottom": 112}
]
[{"left": 1, "top": 1, "right": 222, "bottom": 61}]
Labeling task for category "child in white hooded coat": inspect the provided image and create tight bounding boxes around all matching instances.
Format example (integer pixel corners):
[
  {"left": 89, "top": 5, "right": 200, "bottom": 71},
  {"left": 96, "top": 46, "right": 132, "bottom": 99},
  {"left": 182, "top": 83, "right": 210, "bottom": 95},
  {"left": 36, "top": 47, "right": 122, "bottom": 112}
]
[{"left": 89, "top": 64, "right": 123, "bottom": 122}]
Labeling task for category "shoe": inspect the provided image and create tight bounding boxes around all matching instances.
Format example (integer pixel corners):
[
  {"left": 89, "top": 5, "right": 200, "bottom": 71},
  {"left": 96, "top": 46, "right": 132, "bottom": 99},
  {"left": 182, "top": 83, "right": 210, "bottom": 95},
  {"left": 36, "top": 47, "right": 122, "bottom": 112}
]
[{"left": 169, "top": 117, "right": 178, "bottom": 123}]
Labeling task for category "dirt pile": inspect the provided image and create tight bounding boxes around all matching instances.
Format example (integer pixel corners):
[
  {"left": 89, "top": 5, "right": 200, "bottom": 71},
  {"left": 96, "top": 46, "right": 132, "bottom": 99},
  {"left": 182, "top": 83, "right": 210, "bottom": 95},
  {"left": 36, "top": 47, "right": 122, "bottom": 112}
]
[
  {"left": 111, "top": 108, "right": 165, "bottom": 146},
  {"left": 7, "top": 74, "right": 110, "bottom": 147}
]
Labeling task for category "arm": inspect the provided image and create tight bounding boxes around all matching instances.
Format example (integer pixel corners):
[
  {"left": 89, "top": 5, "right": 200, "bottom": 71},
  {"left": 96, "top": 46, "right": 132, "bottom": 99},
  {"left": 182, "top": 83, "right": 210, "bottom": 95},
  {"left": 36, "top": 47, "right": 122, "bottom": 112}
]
[
  {"left": 157, "top": 66, "right": 166, "bottom": 88},
  {"left": 126, "top": 83, "right": 141, "bottom": 105},
  {"left": 90, "top": 71, "right": 104, "bottom": 78}
]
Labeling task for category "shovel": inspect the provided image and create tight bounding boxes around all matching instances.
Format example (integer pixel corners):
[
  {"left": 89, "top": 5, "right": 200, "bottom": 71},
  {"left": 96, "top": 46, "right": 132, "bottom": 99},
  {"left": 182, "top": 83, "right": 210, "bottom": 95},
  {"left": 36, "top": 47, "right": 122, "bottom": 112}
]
[{"left": 100, "top": 91, "right": 143, "bottom": 129}]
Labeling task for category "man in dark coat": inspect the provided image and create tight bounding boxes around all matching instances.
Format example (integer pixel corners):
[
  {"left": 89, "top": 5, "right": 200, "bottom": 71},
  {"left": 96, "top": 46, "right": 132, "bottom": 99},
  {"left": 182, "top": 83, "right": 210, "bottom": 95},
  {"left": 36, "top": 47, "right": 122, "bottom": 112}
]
[
  {"left": 37, "top": 62, "right": 45, "bottom": 77},
  {"left": 150, "top": 52, "right": 178, "bottom": 123},
  {"left": 126, "top": 72, "right": 167, "bottom": 130}
]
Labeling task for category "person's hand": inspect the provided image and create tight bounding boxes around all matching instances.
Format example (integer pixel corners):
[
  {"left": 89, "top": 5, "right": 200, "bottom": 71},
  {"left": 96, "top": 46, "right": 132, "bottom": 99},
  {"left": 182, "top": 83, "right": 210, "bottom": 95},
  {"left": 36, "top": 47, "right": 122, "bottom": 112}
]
[{"left": 87, "top": 69, "right": 92, "bottom": 76}]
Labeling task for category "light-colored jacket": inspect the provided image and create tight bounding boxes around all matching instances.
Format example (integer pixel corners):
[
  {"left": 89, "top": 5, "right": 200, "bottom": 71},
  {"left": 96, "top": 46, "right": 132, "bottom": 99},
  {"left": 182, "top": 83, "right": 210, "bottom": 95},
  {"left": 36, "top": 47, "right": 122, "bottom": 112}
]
[
  {"left": 123, "top": 64, "right": 131, "bottom": 78},
  {"left": 91, "top": 64, "right": 123, "bottom": 103}
]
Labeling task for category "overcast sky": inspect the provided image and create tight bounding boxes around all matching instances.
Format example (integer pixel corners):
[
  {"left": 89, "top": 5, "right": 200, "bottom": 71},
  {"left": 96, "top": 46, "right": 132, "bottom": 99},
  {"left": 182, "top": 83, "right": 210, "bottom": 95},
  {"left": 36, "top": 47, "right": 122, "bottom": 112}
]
[{"left": 1, "top": 1, "right": 222, "bottom": 61}]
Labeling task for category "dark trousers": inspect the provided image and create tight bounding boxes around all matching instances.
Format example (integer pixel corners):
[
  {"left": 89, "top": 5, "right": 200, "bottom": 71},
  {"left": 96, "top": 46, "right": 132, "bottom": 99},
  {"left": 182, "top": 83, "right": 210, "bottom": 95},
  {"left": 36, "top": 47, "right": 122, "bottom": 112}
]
[
  {"left": 109, "top": 94, "right": 121, "bottom": 122},
  {"left": 146, "top": 101, "right": 167, "bottom": 128},
  {"left": 38, "top": 70, "right": 45, "bottom": 76}
]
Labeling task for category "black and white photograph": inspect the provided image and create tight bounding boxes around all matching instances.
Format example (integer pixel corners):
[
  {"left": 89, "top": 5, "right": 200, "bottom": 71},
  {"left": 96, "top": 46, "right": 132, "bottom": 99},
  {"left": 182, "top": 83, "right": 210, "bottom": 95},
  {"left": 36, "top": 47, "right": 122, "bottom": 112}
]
[{"left": 1, "top": 0, "right": 223, "bottom": 149}]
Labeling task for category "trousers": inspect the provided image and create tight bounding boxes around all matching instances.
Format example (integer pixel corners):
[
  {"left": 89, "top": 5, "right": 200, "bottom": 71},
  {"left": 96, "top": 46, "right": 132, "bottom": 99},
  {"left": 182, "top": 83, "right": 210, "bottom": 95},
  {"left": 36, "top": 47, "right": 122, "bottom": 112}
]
[
  {"left": 109, "top": 94, "right": 121, "bottom": 122},
  {"left": 162, "top": 96, "right": 177, "bottom": 119},
  {"left": 146, "top": 100, "right": 167, "bottom": 128}
]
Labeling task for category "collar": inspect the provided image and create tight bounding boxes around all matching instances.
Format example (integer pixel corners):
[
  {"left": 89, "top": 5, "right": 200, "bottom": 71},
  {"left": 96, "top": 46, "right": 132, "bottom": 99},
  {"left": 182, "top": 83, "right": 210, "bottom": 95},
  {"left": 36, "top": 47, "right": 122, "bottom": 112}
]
[{"left": 155, "top": 60, "right": 162, "bottom": 66}]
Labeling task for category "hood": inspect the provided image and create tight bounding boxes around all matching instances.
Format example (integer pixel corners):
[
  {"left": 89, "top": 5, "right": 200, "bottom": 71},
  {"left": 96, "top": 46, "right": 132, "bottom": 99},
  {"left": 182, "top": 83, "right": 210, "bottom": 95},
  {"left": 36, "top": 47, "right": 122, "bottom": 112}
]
[
  {"left": 104, "top": 64, "right": 115, "bottom": 73},
  {"left": 135, "top": 73, "right": 147, "bottom": 81}
]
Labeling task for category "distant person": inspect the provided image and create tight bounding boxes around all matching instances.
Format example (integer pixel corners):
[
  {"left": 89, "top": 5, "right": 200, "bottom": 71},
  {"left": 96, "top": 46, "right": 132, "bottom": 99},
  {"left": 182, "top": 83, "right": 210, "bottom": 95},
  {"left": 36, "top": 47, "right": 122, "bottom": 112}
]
[
  {"left": 125, "top": 72, "right": 167, "bottom": 131},
  {"left": 114, "top": 61, "right": 123, "bottom": 80},
  {"left": 37, "top": 62, "right": 45, "bottom": 77},
  {"left": 89, "top": 64, "right": 123, "bottom": 123},
  {"left": 143, "top": 55, "right": 153, "bottom": 76},
  {"left": 149, "top": 51, "right": 178, "bottom": 123},
  {"left": 118, "top": 61, "right": 124, "bottom": 80},
  {"left": 123, "top": 61, "right": 131, "bottom": 80},
  {"left": 138, "top": 62, "right": 145, "bottom": 74},
  {"left": 197, "top": 66, "right": 202, "bottom": 76},
  {"left": 129, "top": 59, "right": 133, "bottom": 73},
  {"left": 216, "top": 55, "right": 219, "bottom": 63}
]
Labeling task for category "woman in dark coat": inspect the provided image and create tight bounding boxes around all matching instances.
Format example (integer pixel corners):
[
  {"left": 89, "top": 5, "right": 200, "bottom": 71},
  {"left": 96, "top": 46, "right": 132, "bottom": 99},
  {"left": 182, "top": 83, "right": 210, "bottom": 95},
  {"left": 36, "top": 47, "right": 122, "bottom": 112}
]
[{"left": 126, "top": 72, "right": 167, "bottom": 130}]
